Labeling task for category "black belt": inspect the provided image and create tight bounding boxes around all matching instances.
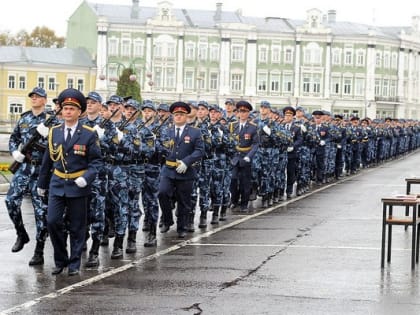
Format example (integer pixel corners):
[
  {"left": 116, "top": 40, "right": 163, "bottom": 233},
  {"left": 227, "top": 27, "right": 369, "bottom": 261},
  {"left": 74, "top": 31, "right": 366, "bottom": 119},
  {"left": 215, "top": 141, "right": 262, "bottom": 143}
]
[
  {"left": 133, "top": 158, "right": 148, "bottom": 164},
  {"left": 260, "top": 144, "right": 273, "bottom": 148},
  {"left": 106, "top": 158, "right": 133, "bottom": 165}
]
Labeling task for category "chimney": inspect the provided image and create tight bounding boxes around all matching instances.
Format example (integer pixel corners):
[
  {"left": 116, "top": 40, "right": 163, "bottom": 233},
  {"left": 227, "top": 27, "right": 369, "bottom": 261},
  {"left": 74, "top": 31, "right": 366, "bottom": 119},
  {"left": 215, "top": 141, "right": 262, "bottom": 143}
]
[
  {"left": 214, "top": 2, "right": 222, "bottom": 22},
  {"left": 327, "top": 9, "right": 336, "bottom": 24},
  {"left": 131, "top": 0, "right": 139, "bottom": 19}
]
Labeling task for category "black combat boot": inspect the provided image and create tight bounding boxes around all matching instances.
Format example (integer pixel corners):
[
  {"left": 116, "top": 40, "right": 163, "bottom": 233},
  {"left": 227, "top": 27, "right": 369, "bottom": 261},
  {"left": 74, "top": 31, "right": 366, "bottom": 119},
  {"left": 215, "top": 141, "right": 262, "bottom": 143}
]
[
  {"left": 142, "top": 216, "right": 150, "bottom": 232},
  {"left": 272, "top": 190, "right": 279, "bottom": 204},
  {"left": 198, "top": 211, "right": 207, "bottom": 228},
  {"left": 261, "top": 195, "right": 268, "bottom": 208},
  {"left": 28, "top": 240, "right": 45, "bottom": 266},
  {"left": 85, "top": 239, "right": 101, "bottom": 268},
  {"left": 219, "top": 206, "right": 227, "bottom": 221},
  {"left": 211, "top": 206, "right": 219, "bottom": 225},
  {"left": 268, "top": 192, "right": 273, "bottom": 207},
  {"left": 12, "top": 225, "right": 30, "bottom": 253},
  {"left": 125, "top": 231, "right": 137, "bottom": 254},
  {"left": 111, "top": 235, "right": 124, "bottom": 259},
  {"left": 249, "top": 183, "right": 258, "bottom": 201},
  {"left": 186, "top": 213, "right": 195, "bottom": 232},
  {"left": 144, "top": 224, "right": 157, "bottom": 247}
]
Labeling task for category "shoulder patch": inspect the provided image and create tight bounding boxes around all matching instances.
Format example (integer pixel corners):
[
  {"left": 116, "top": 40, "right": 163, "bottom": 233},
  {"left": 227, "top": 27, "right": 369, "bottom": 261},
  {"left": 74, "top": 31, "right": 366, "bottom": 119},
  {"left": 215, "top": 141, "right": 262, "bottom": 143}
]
[
  {"left": 82, "top": 125, "right": 95, "bottom": 132},
  {"left": 21, "top": 110, "right": 31, "bottom": 117}
]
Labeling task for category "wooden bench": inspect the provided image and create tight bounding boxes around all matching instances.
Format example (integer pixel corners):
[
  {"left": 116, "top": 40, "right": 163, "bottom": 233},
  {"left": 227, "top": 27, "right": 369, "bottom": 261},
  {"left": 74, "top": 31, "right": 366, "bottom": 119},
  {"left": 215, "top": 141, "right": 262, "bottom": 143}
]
[{"left": 381, "top": 195, "right": 420, "bottom": 269}]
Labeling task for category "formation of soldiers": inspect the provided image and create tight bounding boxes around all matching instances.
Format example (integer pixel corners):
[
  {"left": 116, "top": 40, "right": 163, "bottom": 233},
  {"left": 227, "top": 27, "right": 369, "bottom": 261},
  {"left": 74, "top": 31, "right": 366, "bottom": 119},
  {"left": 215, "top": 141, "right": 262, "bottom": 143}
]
[{"left": 6, "top": 86, "right": 420, "bottom": 275}]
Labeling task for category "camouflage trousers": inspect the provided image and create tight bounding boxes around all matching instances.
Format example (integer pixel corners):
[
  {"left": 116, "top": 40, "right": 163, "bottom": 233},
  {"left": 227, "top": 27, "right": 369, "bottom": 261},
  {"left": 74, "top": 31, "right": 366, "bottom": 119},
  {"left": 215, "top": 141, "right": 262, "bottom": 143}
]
[
  {"left": 87, "top": 168, "right": 107, "bottom": 241},
  {"left": 142, "top": 163, "right": 160, "bottom": 225},
  {"left": 5, "top": 163, "right": 48, "bottom": 242}
]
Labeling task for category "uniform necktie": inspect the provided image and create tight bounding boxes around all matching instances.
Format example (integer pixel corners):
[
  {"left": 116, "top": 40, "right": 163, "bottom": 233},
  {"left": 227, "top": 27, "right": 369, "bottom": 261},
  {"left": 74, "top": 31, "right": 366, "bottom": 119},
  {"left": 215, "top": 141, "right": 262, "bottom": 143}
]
[
  {"left": 240, "top": 124, "right": 243, "bottom": 132},
  {"left": 175, "top": 127, "right": 180, "bottom": 142},
  {"left": 65, "top": 127, "right": 72, "bottom": 145},
  {"left": 286, "top": 124, "right": 290, "bottom": 131}
]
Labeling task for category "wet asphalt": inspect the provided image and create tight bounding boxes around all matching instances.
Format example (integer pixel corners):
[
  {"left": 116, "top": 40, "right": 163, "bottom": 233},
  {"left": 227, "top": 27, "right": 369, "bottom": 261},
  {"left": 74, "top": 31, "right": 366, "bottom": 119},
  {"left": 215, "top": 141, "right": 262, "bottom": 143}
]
[{"left": 1, "top": 151, "right": 420, "bottom": 314}]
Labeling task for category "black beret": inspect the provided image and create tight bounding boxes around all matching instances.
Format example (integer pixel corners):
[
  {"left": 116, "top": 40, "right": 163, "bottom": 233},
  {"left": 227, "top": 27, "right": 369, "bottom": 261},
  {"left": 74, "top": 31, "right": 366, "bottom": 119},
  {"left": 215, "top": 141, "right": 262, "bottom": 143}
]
[
  {"left": 170, "top": 101, "right": 191, "bottom": 114},
  {"left": 57, "top": 88, "right": 87, "bottom": 113},
  {"left": 334, "top": 114, "right": 344, "bottom": 120},
  {"left": 236, "top": 100, "right": 253, "bottom": 111}
]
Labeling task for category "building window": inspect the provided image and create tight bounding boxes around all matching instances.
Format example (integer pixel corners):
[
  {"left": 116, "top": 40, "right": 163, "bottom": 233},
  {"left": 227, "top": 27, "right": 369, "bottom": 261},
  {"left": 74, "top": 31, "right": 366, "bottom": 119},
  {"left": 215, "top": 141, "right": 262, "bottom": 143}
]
[
  {"left": 210, "top": 44, "right": 219, "bottom": 61},
  {"left": 48, "top": 77, "right": 56, "bottom": 90},
  {"left": 344, "top": 51, "right": 353, "bottom": 66},
  {"left": 19, "top": 76, "right": 26, "bottom": 89},
  {"left": 257, "top": 73, "right": 267, "bottom": 92},
  {"left": 282, "top": 74, "right": 293, "bottom": 92},
  {"left": 8, "top": 75, "right": 15, "bottom": 89},
  {"left": 383, "top": 53, "right": 390, "bottom": 68},
  {"left": 154, "top": 43, "right": 163, "bottom": 58},
  {"left": 9, "top": 103, "right": 23, "bottom": 114},
  {"left": 38, "top": 77, "right": 45, "bottom": 89},
  {"left": 184, "top": 70, "right": 194, "bottom": 89},
  {"left": 133, "top": 40, "right": 144, "bottom": 57},
  {"left": 231, "top": 74, "right": 243, "bottom": 91},
  {"left": 109, "top": 38, "right": 118, "bottom": 56},
  {"left": 198, "top": 43, "right": 207, "bottom": 61},
  {"left": 390, "top": 80, "right": 397, "bottom": 97},
  {"left": 271, "top": 46, "right": 281, "bottom": 63},
  {"left": 258, "top": 46, "right": 268, "bottom": 63},
  {"left": 332, "top": 50, "right": 341, "bottom": 65},
  {"left": 391, "top": 54, "right": 398, "bottom": 69},
  {"left": 67, "top": 78, "right": 74, "bottom": 89},
  {"left": 356, "top": 51, "right": 365, "bottom": 66},
  {"left": 303, "top": 76, "right": 310, "bottom": 93},
  {"left": 198, "top": 71, "right": 206, "bottom": 90},
  {"left": 210, "top": 72, "right": 218, "bottom": 90},
  {"left": 185, "top": 43, "right": 195, "bottom": 60},
  {"left": 375, "top": 52, "right": 382, "bottom": 67},
  {"left": 382, "top": 79, "right": 389, "bottom": 96},
  {"left": 374, "top": 79, "right": 380, "bottom": 96},
  {"left": 232, "top": 46, "right": 244, "bottom": 62},
  {"left": 155, "top": 68, "right": 162, "bottom": 89},
  {"left": 313, "top": 74, "right": 321, "bottom": 93},
  {"left": 121, "top": 39, "right": 131, "bottom": 57},
  {"left": 343, "top": 78, "right": 352, "bottom": 95},
  {"left": 284, "top": 48, "right": 293, "bottom": 64},
  {"left": 270, "top": 73, "right": 280, "bottom": 92},
  {"left": 167, "top": 43, "right": 176, "bottom": 58},
  {"left": 355, "top": 78, "right": 365, "bottom": 96},
  {"left": 331, "top": 77, "right": 340, "bottom": 94},
  {"left": 166, "top": 68, "right": 175, "bottom": 88},
  {"left": 77, "top": 79, "right": 84, "bottom": 91}
]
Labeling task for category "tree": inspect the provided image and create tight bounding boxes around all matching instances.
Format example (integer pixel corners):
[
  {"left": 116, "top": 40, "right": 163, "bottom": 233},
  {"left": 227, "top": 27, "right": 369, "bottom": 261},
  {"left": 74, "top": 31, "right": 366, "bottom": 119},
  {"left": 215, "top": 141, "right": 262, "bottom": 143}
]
[
  {"left": 27, "top": 26, "right": 65, "bottom": 48},
  {"left": 116, "top": 68, "right": 142, "bottom": 102},
  {"left": 0, "top": 26, "right": 64, "bottom": 47}
]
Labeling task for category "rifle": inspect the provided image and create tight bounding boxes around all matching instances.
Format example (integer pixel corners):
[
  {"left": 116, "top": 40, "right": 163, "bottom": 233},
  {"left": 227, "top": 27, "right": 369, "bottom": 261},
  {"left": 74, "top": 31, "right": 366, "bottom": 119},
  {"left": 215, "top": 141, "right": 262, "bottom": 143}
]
[
  {"left": 137, "top": 115, "right": 154, "bottom": 131},
  {"left": 152, "top": 115, "right": 170, "bottom": 135},
  {"left": 118, "top": 110, "right": 139, "bottom": 131},
  {"left": 99, "top": 109, "right": 119, "bottom": 128},
  {"left": 9, "top": 108, "right": 63, "bottom": 174}
]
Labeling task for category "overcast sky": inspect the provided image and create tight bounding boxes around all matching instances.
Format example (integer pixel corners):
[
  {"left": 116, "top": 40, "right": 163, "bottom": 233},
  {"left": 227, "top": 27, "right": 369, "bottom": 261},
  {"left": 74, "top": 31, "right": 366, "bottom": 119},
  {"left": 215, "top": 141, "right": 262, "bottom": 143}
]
[{"left": 1, "top": 0, "right": 420, "bottom": 37}]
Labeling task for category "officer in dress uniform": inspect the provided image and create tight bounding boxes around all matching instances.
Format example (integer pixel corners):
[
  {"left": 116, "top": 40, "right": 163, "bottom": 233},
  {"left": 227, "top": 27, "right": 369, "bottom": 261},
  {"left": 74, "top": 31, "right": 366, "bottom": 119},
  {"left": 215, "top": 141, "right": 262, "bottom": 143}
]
[
  {"left": 158, "top": 102, "right": 204, "bottom": 238},
  {"left": 37, "top": 88, "right": 102, "bottom": 276},
  {"left": 229, "top": 101, "right": 259, "bottom": 212}
]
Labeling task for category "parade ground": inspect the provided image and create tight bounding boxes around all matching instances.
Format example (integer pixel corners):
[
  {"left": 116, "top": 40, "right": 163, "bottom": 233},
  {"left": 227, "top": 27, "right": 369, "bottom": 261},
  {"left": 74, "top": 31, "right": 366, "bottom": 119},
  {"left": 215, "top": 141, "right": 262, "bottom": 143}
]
[{"left": 1, "top": 151, "right": 420, "bottom": 314}]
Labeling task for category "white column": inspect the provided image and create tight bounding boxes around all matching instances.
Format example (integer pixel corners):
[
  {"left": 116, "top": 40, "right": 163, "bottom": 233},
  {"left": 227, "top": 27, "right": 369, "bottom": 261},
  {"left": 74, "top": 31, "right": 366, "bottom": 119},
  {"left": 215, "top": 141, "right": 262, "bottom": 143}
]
[
  {"left": 397, "top": 48, "right": 405, "bottom": 100},
  {"left": 365, "top": 44, "right": 376, "bottom": 101},
  {"left": 323, "top": 42, "right": 331, "bottom": 98},
  {"left": 95, "top": 21, "right": 109, "bottom": 95},
  {"left": 176, "top": 34, "right": 184, "bottom": 93},
  {"left": 219, "top": 38, "right": 231, "bottom": 95},
  {"left": 293, "top": 41, "right": 301, "bottom": 97},
  {"left": 407, "top": 49, "right": 413, "bottom": 102},
  {"left": 144, "top": 33, "right": 153, "bottom": 92},
  {"left": 244, "top": 38, "right": 257, "bottom": 96}
]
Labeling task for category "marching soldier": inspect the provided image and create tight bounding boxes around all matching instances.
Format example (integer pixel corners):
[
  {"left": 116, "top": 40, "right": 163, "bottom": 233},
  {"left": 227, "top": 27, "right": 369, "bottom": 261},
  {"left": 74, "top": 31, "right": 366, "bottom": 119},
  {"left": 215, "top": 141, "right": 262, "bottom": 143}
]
[
  {"left": 158, "top": 102, "right": 204, "bottom": 238},
  {"left": 229, "top": 101, "right": 259, "bottom": 212},
  {"left": 5, "top": 87, "right": 54, "bottom": 266},
  {"left": 37, "top": 88, "right": 102, "bottom": 276}
]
